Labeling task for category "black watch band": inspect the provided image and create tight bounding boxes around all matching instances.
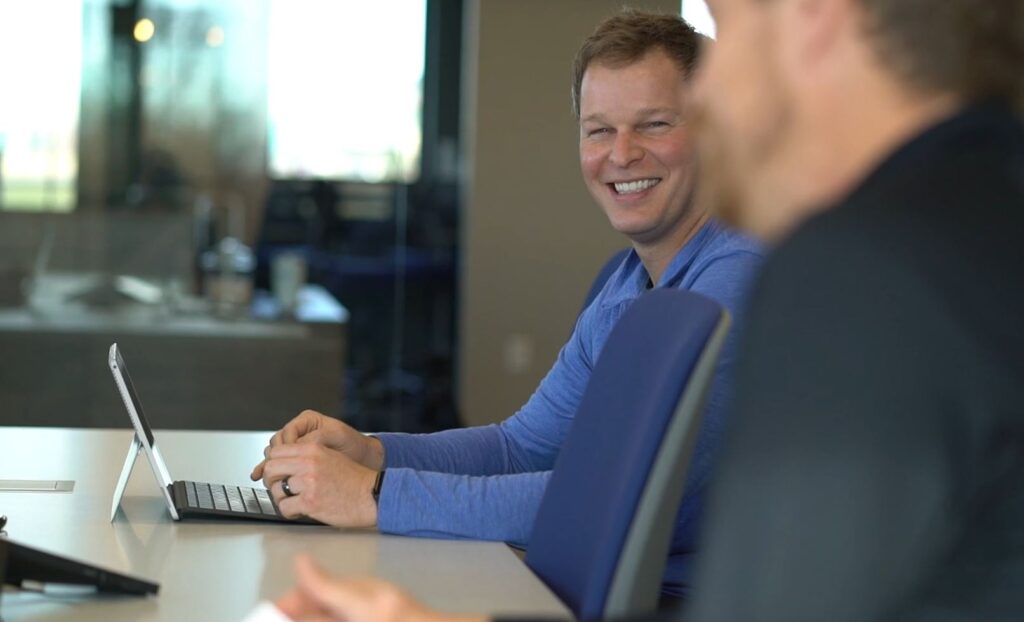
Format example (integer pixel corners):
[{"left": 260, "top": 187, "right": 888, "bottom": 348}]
[{"left": 372, "top": 470, "right": 386, "bottom": 504}]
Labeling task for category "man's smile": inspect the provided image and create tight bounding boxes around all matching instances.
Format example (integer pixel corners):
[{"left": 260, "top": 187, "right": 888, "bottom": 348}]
[{"left": 608, "top": 177, "right": 662, "bottom": 195}]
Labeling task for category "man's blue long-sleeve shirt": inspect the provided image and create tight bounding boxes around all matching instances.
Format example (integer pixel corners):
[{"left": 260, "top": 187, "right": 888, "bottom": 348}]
[{"left": 376, "top": 221, "right": 762, "bottom": 597}]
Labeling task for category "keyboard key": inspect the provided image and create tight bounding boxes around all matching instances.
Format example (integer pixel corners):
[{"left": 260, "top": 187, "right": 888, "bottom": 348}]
[
  {"left": 210, "top": 485, "right": 229, "bottom": 511},
  {"left": 225, "top": 486, "right": 244, "bottom": 512},
  {"left": 185, "top": 481, "right": 198, "bottom": 508},
  {"left": 196, "top": 482, "right": 214, "bottom": 509},
  {"left": 254, "top": 488, "right": 278, "bottom": 516},
  {"left": 240, "top": 487, "right": 262, "bottom": 515}
]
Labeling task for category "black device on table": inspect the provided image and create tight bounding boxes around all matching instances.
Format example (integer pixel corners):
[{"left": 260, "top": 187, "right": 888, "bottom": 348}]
[{"left": 0, "top": 537, "right": 158, "bottom": 596}]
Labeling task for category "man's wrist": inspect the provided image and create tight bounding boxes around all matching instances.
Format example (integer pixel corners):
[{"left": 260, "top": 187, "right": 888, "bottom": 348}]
[{"left": 366, "top": 435, "right": 386, "bottom": 470}]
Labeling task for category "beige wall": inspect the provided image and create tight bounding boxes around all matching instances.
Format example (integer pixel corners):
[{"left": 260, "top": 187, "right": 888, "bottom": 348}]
[{"left": 458, "top": 0, "right": 680, "bottom": 426}]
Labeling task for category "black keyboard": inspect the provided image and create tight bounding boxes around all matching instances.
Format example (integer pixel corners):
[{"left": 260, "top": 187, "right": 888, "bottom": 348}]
[{"left": 170, "top": 481, "right": 319, "bottom": 524}]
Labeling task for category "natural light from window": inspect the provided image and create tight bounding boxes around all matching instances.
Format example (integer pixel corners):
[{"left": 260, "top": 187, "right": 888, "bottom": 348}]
[
  {"left": 0, "top": 1, "right": 81, "bottom": 211},
  {"left": 267, "top": 0, "right": 427, "bottom": 183},
  {"left": 682, "top": 0, "right": 715, "bottom": 39}
]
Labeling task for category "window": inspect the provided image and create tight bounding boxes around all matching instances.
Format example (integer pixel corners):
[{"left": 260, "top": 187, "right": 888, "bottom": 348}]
[
  {"left": 682, "top": 0, "right": 715, "bottom": 39},
  {"left": 267, "top": 0, "right": 427, "bottom": 183},
  {"left": 0, "top": 1, "right": 82, "bottom": 211},
  {"left": 0, "top": 0, "right": 429, "bottom": 214}
]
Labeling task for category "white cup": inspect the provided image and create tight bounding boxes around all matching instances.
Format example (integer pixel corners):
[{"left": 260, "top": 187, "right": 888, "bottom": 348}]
[{"left": 271, "top": 253, "right": 307, "bottom": 313}]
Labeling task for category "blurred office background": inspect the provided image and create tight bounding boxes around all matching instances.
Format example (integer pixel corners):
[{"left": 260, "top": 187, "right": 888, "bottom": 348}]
[{"left": 0, "top": 0, "right": 707, "bottom": 433}]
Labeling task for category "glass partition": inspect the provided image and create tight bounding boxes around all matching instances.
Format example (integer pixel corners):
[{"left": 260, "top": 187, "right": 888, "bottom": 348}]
[{"left": 0, "top": 0, "right": 443, "bottom": 433}]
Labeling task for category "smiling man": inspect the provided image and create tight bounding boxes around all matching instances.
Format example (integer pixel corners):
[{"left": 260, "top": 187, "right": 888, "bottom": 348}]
[{"left": 252, "top": 11, "right": 763, "bottom": 600}]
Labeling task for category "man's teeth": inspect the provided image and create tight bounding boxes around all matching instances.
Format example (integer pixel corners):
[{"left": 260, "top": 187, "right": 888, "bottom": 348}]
[{"left": 613, "top": 179, "right": 660, "bottom": 194}]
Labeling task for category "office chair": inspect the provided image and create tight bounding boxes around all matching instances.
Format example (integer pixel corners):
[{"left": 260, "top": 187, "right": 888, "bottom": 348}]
[
  {"left": 580, "top": 248, "right": 631, "bottom": 315},
  {"left": 525, "top": 288, "right": 730, "bottom": 621}
]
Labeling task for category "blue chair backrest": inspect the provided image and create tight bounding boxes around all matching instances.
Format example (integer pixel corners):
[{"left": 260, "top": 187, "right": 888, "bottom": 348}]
[{"left": 526, "top": 288, "right": 726, "bottom": 620}]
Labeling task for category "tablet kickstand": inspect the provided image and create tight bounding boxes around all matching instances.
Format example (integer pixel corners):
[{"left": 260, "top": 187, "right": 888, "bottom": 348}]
[{"left": 110, "top": 434, "right": 142, "bottom": 522}]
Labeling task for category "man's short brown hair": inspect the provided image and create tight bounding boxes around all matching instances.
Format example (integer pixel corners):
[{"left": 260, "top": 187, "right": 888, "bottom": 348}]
[
  {"left": 571, "top": 10, "right": 703, "bottom": 118},
  {"left": 858, "top": 0, "right": 1024, "bottom": 109}
]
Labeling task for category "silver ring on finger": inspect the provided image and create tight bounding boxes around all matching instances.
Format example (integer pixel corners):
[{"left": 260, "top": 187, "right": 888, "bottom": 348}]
[{"left": 281, "top": 476, "right": 298, "bottom": 497}]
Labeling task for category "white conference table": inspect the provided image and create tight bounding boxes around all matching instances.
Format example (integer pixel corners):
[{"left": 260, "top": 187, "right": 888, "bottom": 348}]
[{"left": 0, "top": 427, "right": 572, "bottom": 621}]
